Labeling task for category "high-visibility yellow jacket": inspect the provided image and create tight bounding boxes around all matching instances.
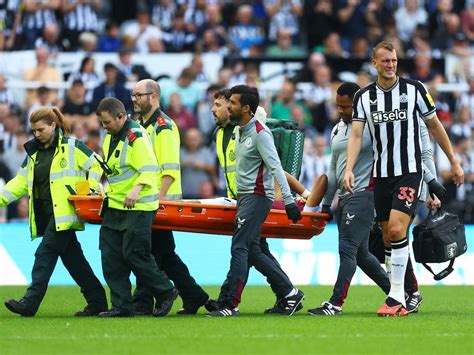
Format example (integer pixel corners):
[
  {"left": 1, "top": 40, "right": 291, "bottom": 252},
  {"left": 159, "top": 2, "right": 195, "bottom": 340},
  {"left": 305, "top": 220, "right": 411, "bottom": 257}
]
[
  {"left": 140, "top": 109, "right": 182, "bottom": 200},
  {"left": 102, "top": 118, "right": 159, "bottom": 211},
  {"left": 215, "top": 124, "right": 238, "bottom": 198},
  {"left": 0, "top": 131, "right": 102, "bottom": 238}
]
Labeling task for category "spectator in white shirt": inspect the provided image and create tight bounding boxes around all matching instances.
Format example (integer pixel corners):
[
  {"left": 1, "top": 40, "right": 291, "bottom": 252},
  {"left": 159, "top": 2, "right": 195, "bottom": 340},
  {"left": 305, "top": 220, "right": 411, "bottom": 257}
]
[{"left": 394, "top": 0, "right": 427, "bottom": 44}]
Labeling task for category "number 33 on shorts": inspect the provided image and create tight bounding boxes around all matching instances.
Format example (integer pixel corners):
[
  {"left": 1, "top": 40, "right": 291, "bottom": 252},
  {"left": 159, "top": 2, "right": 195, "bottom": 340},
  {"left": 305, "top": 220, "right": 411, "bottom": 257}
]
[{"left": 398, "top": 187, "right": 415, "bottom": 203}]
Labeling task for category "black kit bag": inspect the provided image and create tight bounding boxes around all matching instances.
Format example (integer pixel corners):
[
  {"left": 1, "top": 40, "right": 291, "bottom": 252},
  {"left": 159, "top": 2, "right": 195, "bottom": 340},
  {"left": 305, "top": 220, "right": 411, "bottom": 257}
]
[{"left": 412, "top": 209, "right": 467, "bottom": 280}]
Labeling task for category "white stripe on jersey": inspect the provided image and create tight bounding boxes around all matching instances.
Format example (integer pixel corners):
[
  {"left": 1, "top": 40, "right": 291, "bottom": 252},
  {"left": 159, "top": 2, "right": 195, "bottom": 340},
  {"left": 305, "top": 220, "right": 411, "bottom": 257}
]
[
  {"left": 406, "top": 84, "right": 418, "bottom": 174},
  {"left": 25, "top": 9, "right": 56, "bottom": 30}
]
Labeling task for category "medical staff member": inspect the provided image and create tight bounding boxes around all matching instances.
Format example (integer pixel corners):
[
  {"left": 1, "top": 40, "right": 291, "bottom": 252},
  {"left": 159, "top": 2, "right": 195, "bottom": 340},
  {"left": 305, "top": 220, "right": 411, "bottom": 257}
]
[
  {"left": 2, "top": 106, "right": 107, "bottom": 317},
  {"left": 95, "top": 97, "right": 177, "bottom": 317}
]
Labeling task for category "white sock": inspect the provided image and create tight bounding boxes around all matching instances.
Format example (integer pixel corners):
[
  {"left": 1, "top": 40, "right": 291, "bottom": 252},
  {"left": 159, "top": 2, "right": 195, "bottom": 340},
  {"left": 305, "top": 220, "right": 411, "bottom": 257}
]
[
  {"left": 384, "top": 248, "right": 392, "bottom": 280},
  {"left": 388, "top": 238, "right": 409, "bottom": 307},
  {"left": 285, "top": 288, "right": 298, "bottom": 298}
]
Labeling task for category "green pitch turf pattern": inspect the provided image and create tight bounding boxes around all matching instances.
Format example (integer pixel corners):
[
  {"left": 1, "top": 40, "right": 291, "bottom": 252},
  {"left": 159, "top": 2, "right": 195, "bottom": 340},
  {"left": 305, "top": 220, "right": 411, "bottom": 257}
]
[{"left": 0, "top": 285, "right": 472, "bottom": 354}]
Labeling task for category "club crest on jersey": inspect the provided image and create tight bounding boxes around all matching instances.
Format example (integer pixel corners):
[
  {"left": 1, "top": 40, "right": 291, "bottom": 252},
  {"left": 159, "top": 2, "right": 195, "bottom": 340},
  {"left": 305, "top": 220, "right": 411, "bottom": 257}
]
[
  {"left": 399, "top": 94, "right": 408, "bottom": 103},
  {"left": 245, "top": 137, "right": 252, "bottom": 146},
  {"left": 371, "top": 109, "right": 407, "bottom": 124}
]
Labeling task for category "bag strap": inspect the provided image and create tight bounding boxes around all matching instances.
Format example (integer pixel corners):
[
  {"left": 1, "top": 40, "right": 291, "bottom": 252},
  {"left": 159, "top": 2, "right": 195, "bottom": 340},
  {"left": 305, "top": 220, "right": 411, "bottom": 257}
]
[{"left": 421, "top": 259, "right": 455, "bottom": 281}]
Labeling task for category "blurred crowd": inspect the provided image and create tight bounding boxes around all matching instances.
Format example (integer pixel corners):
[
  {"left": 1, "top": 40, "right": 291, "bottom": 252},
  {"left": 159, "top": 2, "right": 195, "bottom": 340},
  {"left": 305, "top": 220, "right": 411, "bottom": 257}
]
[{"left": 0, "top": 0, "right": 473, "bottom": 223}]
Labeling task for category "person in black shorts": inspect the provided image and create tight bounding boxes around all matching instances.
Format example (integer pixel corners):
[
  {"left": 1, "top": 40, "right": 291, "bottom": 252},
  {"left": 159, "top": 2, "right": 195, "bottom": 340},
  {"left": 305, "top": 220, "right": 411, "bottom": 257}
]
[{"left": 344, "top": 41, "right": 464, "bottom": 317}]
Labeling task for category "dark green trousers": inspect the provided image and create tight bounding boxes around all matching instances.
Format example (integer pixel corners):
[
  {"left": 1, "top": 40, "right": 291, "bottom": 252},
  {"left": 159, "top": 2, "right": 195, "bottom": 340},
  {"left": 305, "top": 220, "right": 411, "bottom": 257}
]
[
  {"left": 100, "top": 208, "right": 174, "bottom": 312},
  {"left": 133, "top": 229, "right": 208, "bottom": 312},
  {"left": 23, "top": 217, "right": 107, "bottom": 314}
]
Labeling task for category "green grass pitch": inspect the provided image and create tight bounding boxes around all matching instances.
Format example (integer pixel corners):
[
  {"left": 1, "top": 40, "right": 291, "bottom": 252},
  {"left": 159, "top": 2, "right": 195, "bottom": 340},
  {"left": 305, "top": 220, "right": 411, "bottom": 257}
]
[{"left": 0, "top": 285, "right": 473, "bottom": 354}]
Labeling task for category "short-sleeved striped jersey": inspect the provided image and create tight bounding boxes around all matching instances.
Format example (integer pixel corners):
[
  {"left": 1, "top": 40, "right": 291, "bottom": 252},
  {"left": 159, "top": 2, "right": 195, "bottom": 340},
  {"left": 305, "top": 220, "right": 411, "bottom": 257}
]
[
  {"left": 352, "top": 77, "right": 436, "bottom": 178},
  {"left": 23, "top": 9, "right": 57, "bottom": 31},
  {"left": 63, "top": 2, "right": 98, "bottom": 32}
]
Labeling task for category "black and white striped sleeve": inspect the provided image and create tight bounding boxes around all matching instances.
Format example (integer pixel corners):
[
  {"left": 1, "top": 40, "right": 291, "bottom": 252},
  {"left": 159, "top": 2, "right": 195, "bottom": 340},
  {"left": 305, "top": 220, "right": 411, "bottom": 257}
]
[
  {"left": 415, "top": 81, "right": 436, "bottom": 120},
  {"left": 352, "top": 89, "right": 366, "bottom": 122}
]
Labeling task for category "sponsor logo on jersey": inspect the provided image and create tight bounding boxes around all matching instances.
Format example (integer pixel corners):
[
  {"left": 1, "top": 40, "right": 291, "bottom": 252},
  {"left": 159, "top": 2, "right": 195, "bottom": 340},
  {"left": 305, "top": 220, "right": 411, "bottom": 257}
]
[{"left": 371, "top": 109, "right": 407, "bottom": 124}]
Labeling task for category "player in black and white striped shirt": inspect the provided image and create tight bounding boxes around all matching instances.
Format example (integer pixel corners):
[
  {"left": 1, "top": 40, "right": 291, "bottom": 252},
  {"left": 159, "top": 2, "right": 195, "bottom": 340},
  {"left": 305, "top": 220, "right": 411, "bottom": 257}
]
[{"left": 343, "top": 41, "right": 464, "bottom": 317}]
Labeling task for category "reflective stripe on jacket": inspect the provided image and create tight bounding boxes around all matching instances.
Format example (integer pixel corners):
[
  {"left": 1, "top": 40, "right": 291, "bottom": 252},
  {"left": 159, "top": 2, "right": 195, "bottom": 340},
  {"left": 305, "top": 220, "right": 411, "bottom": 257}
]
[
  {"left": 102, "top": 118, "right": 159, "bottom": 211},
  {"left": 216, "top": 126, "right": 237, "bottom": 198},
  {"left": 0, "top": 131, "right": 102, "bottom": 238},
  {"left": 143, "top": 109, "right": 182, "bottom": 200}
]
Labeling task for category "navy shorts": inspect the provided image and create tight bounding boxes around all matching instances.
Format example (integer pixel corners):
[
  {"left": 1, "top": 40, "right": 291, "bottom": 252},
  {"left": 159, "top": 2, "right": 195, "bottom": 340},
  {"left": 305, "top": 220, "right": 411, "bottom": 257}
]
[{"left": 374, "top": 173, "right": 423, "bottom": 222}]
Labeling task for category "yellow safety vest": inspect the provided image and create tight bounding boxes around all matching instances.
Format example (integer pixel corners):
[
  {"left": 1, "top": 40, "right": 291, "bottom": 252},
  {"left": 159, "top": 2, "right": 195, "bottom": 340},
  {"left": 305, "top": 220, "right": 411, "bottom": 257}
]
[
  {"left": 0, "top": 131, "right": 102, "bottom": 238},
  {"left": 216, "top": 125, "right": 237, "bottom": 198},
  {"left": 102, "top": 118, "right": 159, "bottom": 211},
  {"left": 141, "top": 109, "right": 182, "bottom": 200}
]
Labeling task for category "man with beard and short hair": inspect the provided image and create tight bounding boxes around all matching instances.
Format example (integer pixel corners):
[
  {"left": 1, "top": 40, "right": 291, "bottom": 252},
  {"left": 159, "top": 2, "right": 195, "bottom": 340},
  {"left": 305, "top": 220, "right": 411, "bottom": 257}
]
[
  {"left": 207, "top": 88, "right": 311, "bottom": 314},
  {"left": 206, "top": 85, "right": 304, "bottom": 317},
  {"left": 308, "top": 82, "right": 391, "bottom": 316}
]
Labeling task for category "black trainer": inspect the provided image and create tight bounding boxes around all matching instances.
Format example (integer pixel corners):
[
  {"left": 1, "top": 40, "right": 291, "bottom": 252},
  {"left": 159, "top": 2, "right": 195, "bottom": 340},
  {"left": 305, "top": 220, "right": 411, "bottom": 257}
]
[
  {"left": 406, "top": 292, "right": 423, "bottom": 313},
  {"left": 4, "top": 299, "right": 35, "bottom": 317},
  {"left": 308, "top": 301, "right": 342, "bottom": 316},
  {"left": 75, "top": 305, "right": 108, "bottom": 317},
  {"left": 98, "top": 309, "right": 134, "bottom": 318},
  {"left": 177, "top": 294, "right": 209, "bottom": 315},
  {"left": 264, "top": 298, "right": 303, "bottom": 315},
  {"left": 153, "top": 288, "right": 179, "bottom": 317},
  {"left": 282, "top": 289, "right": 305, "bottom": 316},
  {"left": 206, "top": 307, "right": 240, "bottom": 317}
]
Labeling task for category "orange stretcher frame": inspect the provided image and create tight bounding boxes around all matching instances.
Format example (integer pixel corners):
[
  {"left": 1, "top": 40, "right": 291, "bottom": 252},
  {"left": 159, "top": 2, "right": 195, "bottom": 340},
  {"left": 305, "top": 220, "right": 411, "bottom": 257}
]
[{"left": 68, "top": 195, "right": 329, "bottom": 240}]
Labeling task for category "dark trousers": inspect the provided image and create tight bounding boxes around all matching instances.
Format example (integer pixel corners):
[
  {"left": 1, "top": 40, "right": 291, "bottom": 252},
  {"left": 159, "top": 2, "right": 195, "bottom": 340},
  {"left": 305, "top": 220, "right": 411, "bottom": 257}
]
[
  {"left": 133, "top": 229, "right": 208, "bottom": 310},
  {"left": 402, "top": 202, "right": 425, "bottom": 295},
  {"left": 100, "top": 209, "right": 174, "bottom": 312},
  {"left": 330, "top": 192, "right": 390, "bottom": 307},
  {"left": 23, "top": 217, "right": 107, "bottom": 314},
  {"left": 217, "top": 238, "right": 283, "bottom": 304},
  {"left": 219, "top": 194, "right": 293, "bottom": 308}
]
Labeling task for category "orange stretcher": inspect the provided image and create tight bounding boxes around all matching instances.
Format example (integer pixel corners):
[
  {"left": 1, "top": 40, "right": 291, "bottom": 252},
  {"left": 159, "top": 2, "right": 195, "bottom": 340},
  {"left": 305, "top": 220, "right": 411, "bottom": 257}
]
[{"left": 68, "top": 195, "right": 329, "bottom": 240}]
